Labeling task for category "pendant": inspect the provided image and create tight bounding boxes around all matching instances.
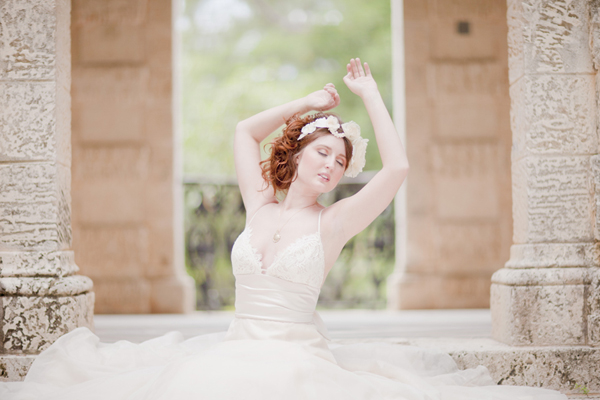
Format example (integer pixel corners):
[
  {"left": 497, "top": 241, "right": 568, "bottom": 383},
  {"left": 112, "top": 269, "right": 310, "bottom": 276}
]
[{"left": 273, "top": 231, "right": 281, "bottom": 243}]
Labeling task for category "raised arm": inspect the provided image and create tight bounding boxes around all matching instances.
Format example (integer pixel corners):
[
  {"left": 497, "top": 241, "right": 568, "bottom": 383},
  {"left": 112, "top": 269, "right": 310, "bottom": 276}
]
[
  {"left": 234, "top": 84, "right": 340, "bottom": 216},
  {"left": 330, "top": 59, "right": 409, "bottom": 242}
]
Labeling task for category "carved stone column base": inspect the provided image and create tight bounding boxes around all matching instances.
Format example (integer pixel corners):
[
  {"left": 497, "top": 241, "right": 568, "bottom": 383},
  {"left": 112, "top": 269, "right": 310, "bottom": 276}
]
[
  {"left": 491, "top": 245, "right": 599, "bottom": 346},
  {"left": 0, "top": 355, "right": 36, "bottom": 382},
  {"left": 405, "top": 337, "right": 600, "bottom": 398},
  {"left": 0, "top": 277, "right": 94, "bottom": 381}
]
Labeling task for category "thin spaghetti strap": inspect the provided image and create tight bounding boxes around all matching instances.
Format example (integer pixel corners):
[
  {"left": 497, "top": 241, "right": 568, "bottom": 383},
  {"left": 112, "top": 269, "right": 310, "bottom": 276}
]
[
  {"left": 317, "top": 209, "right": 324, "bottom": 234},
  {"left": 247, "top": 204, "right": 268, "bottom": 227}
]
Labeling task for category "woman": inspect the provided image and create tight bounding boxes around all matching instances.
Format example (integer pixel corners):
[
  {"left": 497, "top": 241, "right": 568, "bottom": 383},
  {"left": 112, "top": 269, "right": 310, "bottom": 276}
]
[{"left": 0, "top": 59, "right": 566, "bottom": 400}]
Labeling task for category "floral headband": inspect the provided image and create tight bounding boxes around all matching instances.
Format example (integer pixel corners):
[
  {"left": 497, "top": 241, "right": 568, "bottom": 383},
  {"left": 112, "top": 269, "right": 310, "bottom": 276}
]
[{"left": 297, "top": 115, "right": 368, "bottom": 178}]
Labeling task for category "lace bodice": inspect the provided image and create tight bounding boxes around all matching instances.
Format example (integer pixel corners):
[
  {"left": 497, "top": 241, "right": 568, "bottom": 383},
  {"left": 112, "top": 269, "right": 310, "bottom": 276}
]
[{"left": 231, "top": 211, "right": 325, "bottom": 289}]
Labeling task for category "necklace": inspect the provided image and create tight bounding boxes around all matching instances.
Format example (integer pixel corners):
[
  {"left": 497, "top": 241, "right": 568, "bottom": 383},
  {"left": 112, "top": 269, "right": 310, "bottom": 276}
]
[{"left": 273, "top": 204, "right": 315, "bottom": 243}]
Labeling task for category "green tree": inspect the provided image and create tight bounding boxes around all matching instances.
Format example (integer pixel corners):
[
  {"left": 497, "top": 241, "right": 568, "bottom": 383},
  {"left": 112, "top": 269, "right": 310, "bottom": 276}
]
[{"left": 180, "top": 0, "right": 392, "bottom": 176}]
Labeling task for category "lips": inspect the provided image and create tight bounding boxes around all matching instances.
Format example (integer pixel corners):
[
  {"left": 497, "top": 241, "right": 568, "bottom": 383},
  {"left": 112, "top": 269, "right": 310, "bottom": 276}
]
[{"left": 318, "top": 173, "right": 330, "bottom": 182}]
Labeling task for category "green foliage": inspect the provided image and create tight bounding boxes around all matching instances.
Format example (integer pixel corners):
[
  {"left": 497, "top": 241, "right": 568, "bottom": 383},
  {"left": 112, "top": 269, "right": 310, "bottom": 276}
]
[
  {"left": 184, "top": 184, "right": 245, "bottom": 309},
  {"left": 180, "top": 0, "right": 392, "bottom": 175},
  {"left": 574, "top": 383, "right": 590, "bottom": 396}
]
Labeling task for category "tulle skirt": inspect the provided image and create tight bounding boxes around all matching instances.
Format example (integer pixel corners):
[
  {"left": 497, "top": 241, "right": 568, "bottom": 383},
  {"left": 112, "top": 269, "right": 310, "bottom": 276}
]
[{"left": 0, "top": 321, "right": 567, "bottom": 400}]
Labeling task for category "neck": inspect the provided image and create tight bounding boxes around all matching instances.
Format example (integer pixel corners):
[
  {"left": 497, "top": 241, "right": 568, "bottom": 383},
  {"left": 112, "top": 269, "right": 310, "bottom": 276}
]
[{"left": 280, "top": 184, "right": 319, "bottom": 211}]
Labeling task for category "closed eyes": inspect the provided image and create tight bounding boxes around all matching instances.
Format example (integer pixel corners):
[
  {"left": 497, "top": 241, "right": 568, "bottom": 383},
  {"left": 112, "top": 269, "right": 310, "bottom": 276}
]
[{"left": 317, "top": 148, "right": 344, "bottom": 167}]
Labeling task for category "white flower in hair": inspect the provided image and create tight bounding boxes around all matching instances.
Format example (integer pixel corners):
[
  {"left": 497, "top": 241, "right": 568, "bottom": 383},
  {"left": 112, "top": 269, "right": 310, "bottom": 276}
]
[
  {"left": 315, "top": 116, "right": 342, "bottom": 137},
  {"left": 298, "top": 121, "right": 317, "bottom": 140},
  {"left": 345, "top": 137, "right": 369, "bottom": 178},
  {"left": 341, "top": 121, "right": 361, "bottom": 142}
]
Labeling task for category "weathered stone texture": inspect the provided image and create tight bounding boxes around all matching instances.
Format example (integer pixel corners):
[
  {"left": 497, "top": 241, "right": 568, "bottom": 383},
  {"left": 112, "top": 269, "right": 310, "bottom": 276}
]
[
  {"left": 0, "top": 82, "right": 56, "bottom": 162},
  {"left": 0, "top": 355, "right": 36, "bottom": 382},
  {"left": 0, "top": 251, "right": 78, "bottom": 277},
  {"left": 491, "top": 282, "right": 586, "bottom": 346},
  {"left": 511, "top": 75, "right": 597, "bottom": 157},
  {"left": 410, "top": 338, "right": 600, "bottom": 395},
  {"left": 511, "top": 0, "right": 594, "bottom": 75},
  {"left": 1, "top": 292, "right": 94, "bottom": 354},
  {"left": 506, "top": 243, "right": 600, "bottom": 269},
  {"left": 591, "top": 156, "right": 600, "bottom": 241},
  {"left": 589, "top": 269, "right": 600, "bottom": 347},
  {"left": 0, "top": 0, "right": 57, "bottom": 80},
  {"left": 0, "top": 163, "right": 72, "bottom": 251},
  {"left": 591, "top": 1, "right": 600, "bottom": 70},
  {"left": 492, "top": 0, "right": 600, "bottom": 351},
  {"left": 0, "top": 276, "right": 93, "bottom": 296},
  {"left": 512, "top": 156, "right": 594, "bottom": 243}
]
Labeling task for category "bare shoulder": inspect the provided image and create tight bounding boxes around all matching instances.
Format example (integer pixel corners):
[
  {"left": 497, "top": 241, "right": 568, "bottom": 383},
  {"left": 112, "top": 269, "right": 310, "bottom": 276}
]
[
  {"left": 318, "top": 204, "right": 346, "bottom": 246},
  {"left": 245, "top": 199, "right": 278, "bottom": 223}
]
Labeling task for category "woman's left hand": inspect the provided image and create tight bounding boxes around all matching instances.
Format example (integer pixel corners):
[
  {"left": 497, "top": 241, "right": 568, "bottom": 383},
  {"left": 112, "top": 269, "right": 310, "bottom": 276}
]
[{"left": 343, "top": 58, "right": 378, "bottom": 99}]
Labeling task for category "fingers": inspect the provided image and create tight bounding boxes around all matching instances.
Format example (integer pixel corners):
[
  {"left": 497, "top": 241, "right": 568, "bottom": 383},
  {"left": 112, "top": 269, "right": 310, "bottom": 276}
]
[
  {"left": 345, "top": 63, "right": 352, "bottom": 79},
  {"left": 356, "top": 58, "right": 365, "bottom": 76},
  {"left": 324, "top": 85, "right": 337, "bottom": 99},
  {"left": 351, "top": 58, "right": 360, "bottom": 77},
  {"left": 347, "top": 58, "right": 367, "bottom": 79}
]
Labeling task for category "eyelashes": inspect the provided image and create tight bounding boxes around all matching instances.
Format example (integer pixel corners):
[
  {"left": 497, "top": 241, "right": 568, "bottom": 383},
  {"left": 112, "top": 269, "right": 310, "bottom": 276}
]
[{"left": 317, "top": 150, "right": 344, "bottom": 167}]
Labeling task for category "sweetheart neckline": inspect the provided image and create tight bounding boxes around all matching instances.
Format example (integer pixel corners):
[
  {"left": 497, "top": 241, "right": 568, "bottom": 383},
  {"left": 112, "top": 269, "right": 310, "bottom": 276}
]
[{"left": 243, "top": 227, "right": 324, "bottom": 272}]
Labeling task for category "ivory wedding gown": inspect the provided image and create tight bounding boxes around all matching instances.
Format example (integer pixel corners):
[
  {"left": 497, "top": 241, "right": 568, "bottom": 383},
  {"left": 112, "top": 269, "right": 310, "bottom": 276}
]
[{"left": 1, "top": 211, "right": 566, "bottom": 400}]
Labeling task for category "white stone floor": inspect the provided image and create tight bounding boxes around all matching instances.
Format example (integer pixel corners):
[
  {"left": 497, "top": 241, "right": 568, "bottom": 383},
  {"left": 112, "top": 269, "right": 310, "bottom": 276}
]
[{"left": 93, "top": 308, "right": 492, "bottom": 343}]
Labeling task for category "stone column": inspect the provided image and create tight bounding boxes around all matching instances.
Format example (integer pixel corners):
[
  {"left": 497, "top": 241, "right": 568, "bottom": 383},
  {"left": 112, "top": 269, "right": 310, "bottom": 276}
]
[
  {"left": 70, "top": 0, "right": 195, "bottom": 313},
  {"left": 491, "top": 0, "right": 599, "bottom": 346},
  {"left": 388, "top": 0, "right": 513, "bottom": 309},
  {"left": 0, "top": 0, "right": 94, "bottom": 380}
]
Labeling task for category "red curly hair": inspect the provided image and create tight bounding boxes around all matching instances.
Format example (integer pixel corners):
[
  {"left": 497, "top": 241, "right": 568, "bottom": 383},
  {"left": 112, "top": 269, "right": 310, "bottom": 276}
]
[{"left": 260, "top": 113, "right": 353, "bottom": 195}]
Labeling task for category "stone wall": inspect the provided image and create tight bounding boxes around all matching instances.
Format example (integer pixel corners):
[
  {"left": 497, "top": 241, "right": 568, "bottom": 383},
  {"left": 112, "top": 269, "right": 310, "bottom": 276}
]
[
  {"left": 491, "top": 0, "right": 600, "bottom": 347},
  {"left": 389, "top": 0, "right": 512, "bottom": 309},
  {"left": 70, "top": 0, "right": 194, "bottom": 313},
  {"left": 0, "top": 0, "right": 94, "bottom": 380}
]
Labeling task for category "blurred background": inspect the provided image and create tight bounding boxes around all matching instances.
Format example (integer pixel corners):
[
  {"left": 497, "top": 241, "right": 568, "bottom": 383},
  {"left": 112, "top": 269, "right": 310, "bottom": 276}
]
[
  {"left": 179, "top": 0, "right": 395, "bottom": 310},
  {"left": 68, "top": 0, "right": 511, "bottom": 314}
]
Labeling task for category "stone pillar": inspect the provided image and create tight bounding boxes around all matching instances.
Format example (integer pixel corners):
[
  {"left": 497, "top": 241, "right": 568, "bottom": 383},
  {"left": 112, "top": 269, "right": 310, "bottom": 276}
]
[
  {"left": 491, "top": 0, "right": 599, "bottom": 346},
  {"left": 388, "top": 0, "right": 513, "bottom": 309},
  {"left": 0, "top": 0, "right": 94, "bottom": 380},
  {"left": 70, "top": 0, "right": 194, "bottom": 313}
]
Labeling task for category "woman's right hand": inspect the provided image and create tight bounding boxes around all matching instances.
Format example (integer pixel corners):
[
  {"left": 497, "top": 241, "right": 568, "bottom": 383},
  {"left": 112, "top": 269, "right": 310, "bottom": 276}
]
[
  {"left": 343, "top": 58, "right": 378, "bottom": 99},
  {"left": 304, "top": 83, "right": 340, "bottom": 112}
]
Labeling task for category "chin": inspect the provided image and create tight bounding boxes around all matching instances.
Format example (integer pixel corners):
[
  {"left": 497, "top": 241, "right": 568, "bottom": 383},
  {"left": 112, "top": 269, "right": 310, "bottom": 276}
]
[{"left": 319, "top": 180, "right": 340, "bottom": 194}]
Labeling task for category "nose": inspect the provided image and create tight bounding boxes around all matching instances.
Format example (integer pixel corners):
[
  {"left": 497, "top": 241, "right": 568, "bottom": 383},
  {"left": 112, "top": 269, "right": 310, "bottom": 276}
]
[{"left": 325, "top": 156, "right": 335, "bottom": 170}]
